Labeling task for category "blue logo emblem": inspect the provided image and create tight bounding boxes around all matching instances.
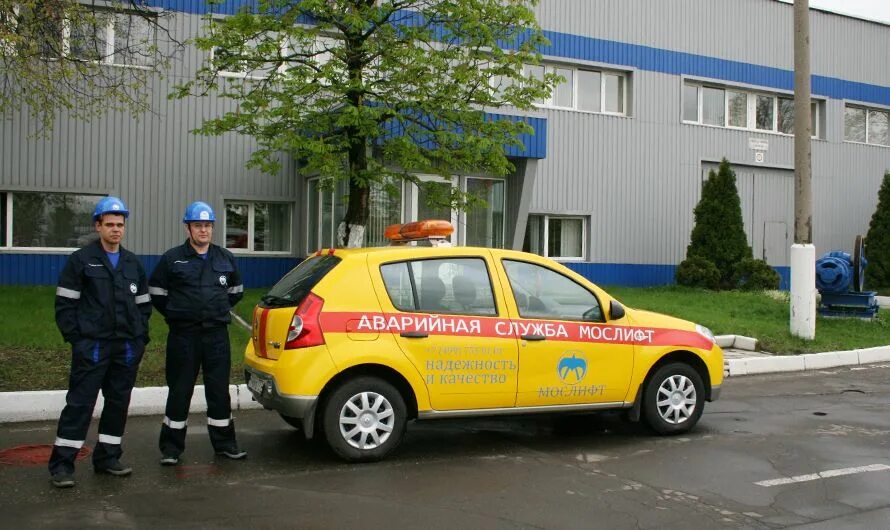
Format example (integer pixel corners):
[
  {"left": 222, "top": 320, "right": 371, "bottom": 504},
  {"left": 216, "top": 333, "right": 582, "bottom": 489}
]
[{"left": 557, "top": 352, "right": 587, "bottom": 384}]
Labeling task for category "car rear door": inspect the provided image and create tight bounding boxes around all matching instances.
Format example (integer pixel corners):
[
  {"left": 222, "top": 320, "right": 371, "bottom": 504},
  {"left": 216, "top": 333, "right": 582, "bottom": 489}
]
[{"left": 368, "top": 251, "right": 519, "bottom": 411}]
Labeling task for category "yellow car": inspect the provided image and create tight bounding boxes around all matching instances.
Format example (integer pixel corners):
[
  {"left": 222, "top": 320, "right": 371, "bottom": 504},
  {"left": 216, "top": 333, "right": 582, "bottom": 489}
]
[{"left": 245, "top": 221, "right": 723, "bottom": 462}]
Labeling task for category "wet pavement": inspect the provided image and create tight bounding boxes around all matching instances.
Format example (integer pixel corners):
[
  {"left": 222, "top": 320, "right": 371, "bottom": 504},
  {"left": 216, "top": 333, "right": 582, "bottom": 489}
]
[{"left": 1, "top": 364, "right": 889, "bottom": 529}]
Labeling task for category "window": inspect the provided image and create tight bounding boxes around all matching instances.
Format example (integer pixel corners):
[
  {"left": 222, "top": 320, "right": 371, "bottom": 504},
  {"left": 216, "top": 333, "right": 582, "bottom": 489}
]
[
  {"left": 702, "top": 87, "right": 725, "bottom": 126},
  {"left": 523, "top": 215, "right": 586, "bottom": 260},
  {"left": 31, "top": 9, "right": 155, "bottom": 66},
  {"left": 684, "top": 81, "right": 821, "bottom": 138},
  {"left": 845, "top": 105, "right": 890, "bottom": 146},
  {"left": 464, "top": 178, "right": 505, "bottom": 248},
  {"left": 727, "top": 91, "right": 748, "bottom": 128},
  {"left": 524, "top": 63, "right": 627, "bottom": 115},
  {"left": 1, "top": 191, "right": 102, "bottom": 249},
  {"left": 306, "top": 175, "right": 506, "bottom": 252},
  {"left": 845, "top": 106, "right": 867, "bottom": 143},
  {"left": 307, "top": 178, "right": 401, "bottom": 251},
  {"left": 224, "top": 201, "right": 291, "bottom": 253},
  {"left": 502, "top": 260, "right": 602, "bottom": 322},
  {"left": 755, "top": 95, "right": 774, "bottom": 131},
  {"left": 380, "top": 258, "right": 497, "bottom": 316},
  {"left": 682, "top": 83, "right": 699, "bottom": 122}
]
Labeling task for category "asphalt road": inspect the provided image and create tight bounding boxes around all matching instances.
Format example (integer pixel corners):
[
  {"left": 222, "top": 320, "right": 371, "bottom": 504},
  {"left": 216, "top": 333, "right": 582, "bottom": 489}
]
[{"left": 1, "top": 364, "right": 889, "bottom": 529}]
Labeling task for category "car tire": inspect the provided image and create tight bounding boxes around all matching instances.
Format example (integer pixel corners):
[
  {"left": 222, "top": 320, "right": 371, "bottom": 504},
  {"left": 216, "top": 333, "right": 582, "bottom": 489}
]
[
  {"left": 642, "top": 362, "right": 704, "bottom": 435},
  {"left": 279, "top": 413, "right": 303, "bottom": 430},
  {"left": 322, "top": 376, "right": 407, "bottom": 462}
]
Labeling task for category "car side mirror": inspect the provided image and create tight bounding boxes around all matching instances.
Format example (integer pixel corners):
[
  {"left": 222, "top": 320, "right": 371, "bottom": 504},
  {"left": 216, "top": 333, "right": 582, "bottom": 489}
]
[{"left": 609, "top": 300, "right": 625, "bottom": 320}]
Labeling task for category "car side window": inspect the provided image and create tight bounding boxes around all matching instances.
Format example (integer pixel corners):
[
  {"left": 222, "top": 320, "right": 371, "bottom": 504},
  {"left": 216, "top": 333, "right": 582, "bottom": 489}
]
[
  {"left": 380, "top": 258, "right": 497, "bottom": 316},
  {"left": 502, "top": 260, "right": 603, "bottom": 322},
  {"left": 380, "top": 262, "right": 416, "bottom": 311}
]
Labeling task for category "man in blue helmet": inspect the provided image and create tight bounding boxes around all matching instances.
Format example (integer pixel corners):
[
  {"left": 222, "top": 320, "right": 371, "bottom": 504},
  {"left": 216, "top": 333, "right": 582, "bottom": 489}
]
[
  {"left": 149, "top": 201, "right": 246, "bottom": 465},
  {"left": 49, "top": 196, "right": 152, "bottom": 488}
]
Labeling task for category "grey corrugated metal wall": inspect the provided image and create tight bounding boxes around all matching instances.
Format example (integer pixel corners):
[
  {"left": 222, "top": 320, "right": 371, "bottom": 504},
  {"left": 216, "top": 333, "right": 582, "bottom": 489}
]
[
  {"left": 529, "top": 0, "right": 890, "bottom": 264},
  {"left": 0, "top": 12, "right": 298, "bottom": 256},
  {"left": 2, "top": 0, "right": 889, "bottom": 270}
]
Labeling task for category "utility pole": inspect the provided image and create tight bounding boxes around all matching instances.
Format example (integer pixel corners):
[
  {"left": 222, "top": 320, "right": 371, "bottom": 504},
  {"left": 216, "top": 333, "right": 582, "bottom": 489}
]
[{"left": 790, "top": 0, "right": 815, "bottom": 339}]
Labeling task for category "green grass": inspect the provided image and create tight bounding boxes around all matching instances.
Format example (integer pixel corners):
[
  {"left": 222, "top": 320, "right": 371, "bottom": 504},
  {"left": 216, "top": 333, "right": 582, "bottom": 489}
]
[
  {"left": 0, "top": 287, "right": 264, "bottom": 392},
  {"left": 606, "top": 286, "right": 890, "bottom": 354},
  {"left": 0, "top": 285, "right": 888, "bottom": 391}
]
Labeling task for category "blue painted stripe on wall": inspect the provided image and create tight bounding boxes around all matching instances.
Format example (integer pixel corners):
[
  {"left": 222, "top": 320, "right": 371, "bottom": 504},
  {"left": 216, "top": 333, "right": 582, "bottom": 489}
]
[
  {"left": 564, "top": 263, "right": 791, "bottom": 291},
  {"left": 148, "top": 1, "right": 890, "bottom": 107},
  {"left": 0, "top": 254, "right": 299, "bottom": 289},
  {"left": 0, "top": 254, "right": 795, "bottom": 292}
]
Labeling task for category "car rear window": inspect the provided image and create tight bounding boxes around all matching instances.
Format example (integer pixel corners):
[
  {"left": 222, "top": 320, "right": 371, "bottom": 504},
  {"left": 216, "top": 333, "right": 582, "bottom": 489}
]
[{"left": 260, "top": 255, "right": 341, "bottom": 308}]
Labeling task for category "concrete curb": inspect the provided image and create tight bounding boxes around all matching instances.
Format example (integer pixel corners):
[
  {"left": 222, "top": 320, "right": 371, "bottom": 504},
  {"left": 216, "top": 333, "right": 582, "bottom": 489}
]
[
  {"left": 724, "top": 345, "right": 890, "bottom": 377},
  {"left": 715, "top": 335, "right": 760, "bottom": 351},
  {"left": 3, "top": 346, "right": 890, "bottom": 423},
  {"left": 0, "top": 384, "right": 262, "bottom": 423}
]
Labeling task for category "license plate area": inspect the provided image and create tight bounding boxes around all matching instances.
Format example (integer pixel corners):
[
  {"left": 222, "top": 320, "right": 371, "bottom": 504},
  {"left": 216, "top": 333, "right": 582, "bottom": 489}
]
[{"left": 247, "top": 374, "right": 266, "bottom": 394}]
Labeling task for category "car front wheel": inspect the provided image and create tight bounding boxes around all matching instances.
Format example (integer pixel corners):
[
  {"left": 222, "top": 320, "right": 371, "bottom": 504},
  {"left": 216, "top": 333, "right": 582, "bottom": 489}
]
[
  {"left": 322, "top": 376, "right": 407, "bottom": 462},
  {"left": 642, "top": 362, "right": 704, "bottom": 434}
]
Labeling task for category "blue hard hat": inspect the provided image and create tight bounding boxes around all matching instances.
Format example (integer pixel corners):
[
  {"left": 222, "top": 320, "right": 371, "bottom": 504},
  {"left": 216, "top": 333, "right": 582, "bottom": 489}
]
[
  {"left": 93, "top": 196, "right": 129, "bottom": 221},
  {"left": 183, "top": 201, "right": 216, "bottom": 223}
]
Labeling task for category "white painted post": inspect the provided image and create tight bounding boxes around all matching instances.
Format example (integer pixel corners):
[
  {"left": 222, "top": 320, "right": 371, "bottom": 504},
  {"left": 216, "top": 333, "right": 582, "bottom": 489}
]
[{"left": 790, "top": 244, "right": 816, "bottom": 339}]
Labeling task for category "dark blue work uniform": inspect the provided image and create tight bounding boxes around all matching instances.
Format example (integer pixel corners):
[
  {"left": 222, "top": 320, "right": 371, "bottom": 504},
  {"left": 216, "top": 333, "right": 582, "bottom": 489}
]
[
  {"left": 50, "top": 240, "right": 151, "bottom": 475},
  {"left": 149, "top": 240, "right": 244, "bottom": 457}
]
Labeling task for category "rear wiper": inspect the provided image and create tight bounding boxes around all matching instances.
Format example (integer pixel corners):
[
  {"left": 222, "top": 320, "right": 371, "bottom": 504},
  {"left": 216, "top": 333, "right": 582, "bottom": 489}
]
[{"left": 261, "top": 294, "right": 292, "bottom": 306}]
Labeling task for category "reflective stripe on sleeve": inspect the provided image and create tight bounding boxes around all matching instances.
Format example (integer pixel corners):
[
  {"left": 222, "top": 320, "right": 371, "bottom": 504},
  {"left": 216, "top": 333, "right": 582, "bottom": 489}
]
[
  {"left": 149, "top": 287, "right": 168, "bottom": 296},
  {"left": 206, "top": 417, "right": 231, "bottom": 427},
  {"left": 98, "top": 434, "right": 122, "bottom": 445},
  {"left": 162, "top": 416, "right": 187, "bottom": 429},
  {"left": 227, "top": 285, "right": 244, "bottom": 294},
  {"left": 134, "top": 294, "right": 151, "bottom": 304},
  {"left": 54, "top": 437, "right": 85, "bottom": 449},
  {"left": 56, "top": 287, "right": 81, "bottom": 300}
]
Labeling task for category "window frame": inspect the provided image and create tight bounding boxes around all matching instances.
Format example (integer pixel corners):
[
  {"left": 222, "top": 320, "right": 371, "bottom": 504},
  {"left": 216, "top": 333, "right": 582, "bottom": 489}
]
[
  {"left": 0, "top": 191, "right": 105, "bottom": 251},
  {"left": 525, "top": 214, "right": 588, "bottom": 261},
  {"left": 305, "top": 174, "right": 508, "bottom": 253},
  {"left": 223, "top": 200, "right": 293, "bottom": 255},
  {"left": 527, "top": 62, "right": 628, "bottom": 116},
  {"left": 42, "top": 8, "right": 157, "bottom": 69},
  {"left": 683, "top": 80, "right": 821, "bottom": 139},
  {"left": 500, "top": 258, "right": 604, "bottom": 323},
  {"left": 378, "top": 256, "right": 501, "bottom": 317},
  {"left": 844, "top": 103, "right": 890, "bottom": 147}
]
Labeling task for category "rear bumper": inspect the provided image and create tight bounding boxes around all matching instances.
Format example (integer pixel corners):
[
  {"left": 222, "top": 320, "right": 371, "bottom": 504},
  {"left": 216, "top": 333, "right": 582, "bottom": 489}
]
[{"left": 244, "top": 366, "right": 317, "bottom": 419}]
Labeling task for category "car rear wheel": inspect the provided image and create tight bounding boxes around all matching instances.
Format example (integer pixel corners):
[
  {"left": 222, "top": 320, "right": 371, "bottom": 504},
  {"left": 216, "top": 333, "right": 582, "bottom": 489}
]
[
  {"left": 322, "top": 376, "right": 407, "bottom": 462},
  {"left": 642, "top": 362, "right": 704, "bottom": 434}
]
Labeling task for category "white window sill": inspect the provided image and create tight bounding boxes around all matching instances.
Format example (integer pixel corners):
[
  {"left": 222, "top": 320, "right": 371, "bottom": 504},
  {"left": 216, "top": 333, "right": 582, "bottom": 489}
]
[
  {"left": 843, "top": 139, "right": 890, "bottom": 148},
  {"left": 682, "top": 121, "right": 822, "bottom": 140},
  {"left": 227, "top": 249, "right": 294, "bottom": 256}
]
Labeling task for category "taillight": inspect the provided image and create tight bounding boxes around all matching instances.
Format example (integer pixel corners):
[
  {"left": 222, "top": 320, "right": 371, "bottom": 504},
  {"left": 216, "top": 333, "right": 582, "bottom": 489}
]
[{"left": 284, "top": 293, "right": 325, "bottom": 349}]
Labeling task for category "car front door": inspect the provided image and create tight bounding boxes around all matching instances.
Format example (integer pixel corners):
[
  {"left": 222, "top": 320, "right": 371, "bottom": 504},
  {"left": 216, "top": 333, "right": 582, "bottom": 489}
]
[
  {"left": 497, "top": 259, "right": 634, "bottom": 407},
  {"left": 369, "top": 252, "right": 519, "bottom": 411}
]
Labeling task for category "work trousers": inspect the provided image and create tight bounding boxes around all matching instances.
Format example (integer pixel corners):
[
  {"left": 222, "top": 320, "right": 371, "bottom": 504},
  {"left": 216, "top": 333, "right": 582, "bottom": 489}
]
[
  {"left": 158, "top": 327, "right": 237, "bottom": 457},
  {"left": 49, "top": 339, "right": 144, "bottom": 475}
]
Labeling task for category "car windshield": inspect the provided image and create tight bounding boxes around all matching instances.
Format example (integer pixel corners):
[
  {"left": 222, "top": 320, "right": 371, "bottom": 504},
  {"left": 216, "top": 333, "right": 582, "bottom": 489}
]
[{"left": 261, "top": 255, "right": 340, "bottom": 308}]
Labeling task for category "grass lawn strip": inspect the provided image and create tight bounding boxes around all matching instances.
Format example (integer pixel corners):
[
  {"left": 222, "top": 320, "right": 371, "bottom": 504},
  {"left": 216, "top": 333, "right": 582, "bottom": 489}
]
[{"left": 1, "top": 286, "right": 888, "bottom": 392}]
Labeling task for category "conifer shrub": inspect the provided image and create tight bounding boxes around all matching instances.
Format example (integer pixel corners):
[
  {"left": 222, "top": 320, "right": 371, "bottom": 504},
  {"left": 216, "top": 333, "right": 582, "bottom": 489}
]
[
  {"left": 732, "top": 258, "right": 781, "bottom": 291},
  {"left": 676, "top": 256, "right": 721, "bottom": 290},
  {"left": 684, "top": 159, "right": 752, "bottom": 289},
  {"left": 865, "top": 171, "right": 890, "bottom": 289}
]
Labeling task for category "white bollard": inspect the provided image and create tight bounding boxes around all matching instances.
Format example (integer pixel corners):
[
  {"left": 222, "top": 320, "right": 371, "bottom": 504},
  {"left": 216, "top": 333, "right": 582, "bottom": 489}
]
[{"left": 790, "top": 244, "right": 816, "bottom": 340}]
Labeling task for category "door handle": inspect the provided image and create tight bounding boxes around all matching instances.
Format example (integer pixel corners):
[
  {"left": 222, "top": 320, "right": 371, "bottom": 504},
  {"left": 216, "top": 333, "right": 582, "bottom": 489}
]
[
  {"left": 521, "top": 334, "right": 546, "bottom": 341},
  {"left": 400, "top": 331, "right": 429, "bottom": 338}
]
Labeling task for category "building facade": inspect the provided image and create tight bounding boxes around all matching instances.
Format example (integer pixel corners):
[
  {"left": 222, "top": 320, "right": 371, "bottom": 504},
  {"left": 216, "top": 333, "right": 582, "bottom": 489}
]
[{"left": 2, "top": 0, "right": 889, "bottom": 288}]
